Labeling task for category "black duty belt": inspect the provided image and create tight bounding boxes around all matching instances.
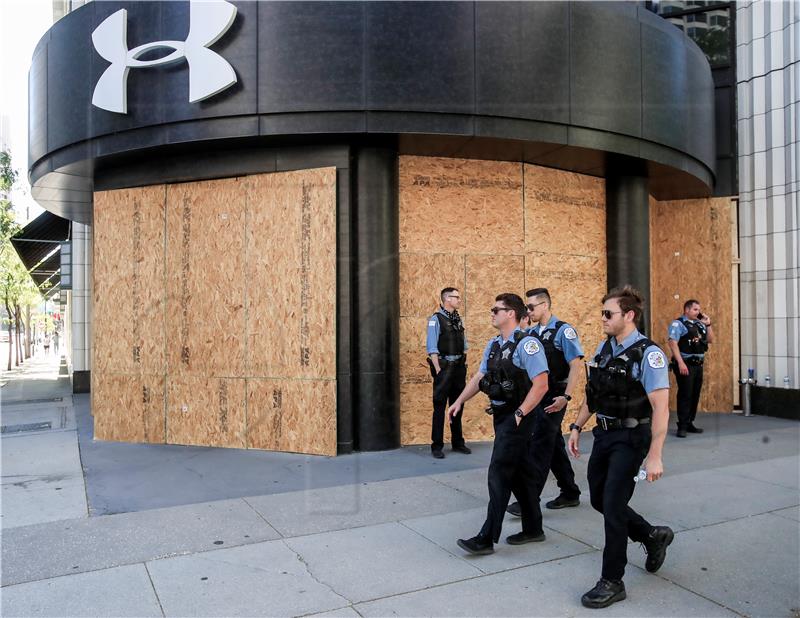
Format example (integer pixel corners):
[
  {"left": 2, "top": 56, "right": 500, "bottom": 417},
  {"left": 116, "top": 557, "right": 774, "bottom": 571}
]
[{"left": 596, "top": 416, "right": 651, "bottom": 431}]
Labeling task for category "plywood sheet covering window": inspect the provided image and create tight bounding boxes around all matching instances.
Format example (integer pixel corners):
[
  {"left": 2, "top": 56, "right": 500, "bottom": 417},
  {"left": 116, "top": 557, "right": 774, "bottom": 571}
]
[
  {"left": 398, "top": 156, "right": 606, "bottom": 445},
  {"left": 246, "top": 378, "right": 336, "bottom": 455},
  {"left": 244, "top": 169, "right": 337, "bottom": 380},
  {"left": 165, "top": 178, "right": 247, "bottom": 378},
  {"left": 92, "top": 168, "right": 337, "bottom": 455},
  {"left": 650, "top": 197, "right": 734, "bottom": 413}
]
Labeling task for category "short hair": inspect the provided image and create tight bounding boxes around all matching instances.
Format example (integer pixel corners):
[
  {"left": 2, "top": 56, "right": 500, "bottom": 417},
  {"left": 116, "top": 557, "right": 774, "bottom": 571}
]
[
  {"left": 602, "top": 285, "right": 645, "bottom": 323},
  {"left": 683, "top": 299, "right": 700, "bottom": 312},
  {"left": 440, "top": 287, "right": 458, "bottom": 302},
  {"left": 495, "top": 293, "right": 527, "bottom": 321},
  {"left": 525, "top": 287, "right": 551, "bottom": 306}
]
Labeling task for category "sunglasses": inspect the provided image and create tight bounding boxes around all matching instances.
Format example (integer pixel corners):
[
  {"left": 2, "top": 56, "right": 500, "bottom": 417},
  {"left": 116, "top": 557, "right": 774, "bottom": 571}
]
[
  {"left": 526, "top": 302, "right": 547, "bottom": 311},
  {"left": 491, "top": 306, "right": 512, "bottom": 314},
  {"left": 601, "top": 310, "right": 622, "bottom": 319}
]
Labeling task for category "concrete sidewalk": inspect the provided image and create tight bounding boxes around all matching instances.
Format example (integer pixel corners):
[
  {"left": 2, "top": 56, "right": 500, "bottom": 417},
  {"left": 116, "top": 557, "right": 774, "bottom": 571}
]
[{"left": 1, "top": 359, "right": 798, "bottom": 616}]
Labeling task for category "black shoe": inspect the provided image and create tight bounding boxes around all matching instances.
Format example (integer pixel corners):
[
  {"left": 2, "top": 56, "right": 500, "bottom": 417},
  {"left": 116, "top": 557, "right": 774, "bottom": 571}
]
[
  {"left": 545, "top": 494, "right": 580, "bottom": 509},
  {"left": 581, "top": 579, "right": 626, "bottom": 609},
  {"left": 452, "top": 444, "right": 472, "bottom": 454},
  {"left": 432, "top": 450, "right": 445, "bottom": 459},
  {"left": 676, "top": 428, "right": 687, "bottom": 438},
  {"left": 687, "top": 425, "right": 704, "bottom": 434},
  {"left": 506, "top": 502, "right": 521, "bottom": 517},
  {"left": 644, "top": 526, "right": 674, "bottom": 573},
  {"left": 457, "top": 535, "right": 494, "bottom": 555},
  {"left": 506, "top": 531, "right": 546, "bottom": 545}
]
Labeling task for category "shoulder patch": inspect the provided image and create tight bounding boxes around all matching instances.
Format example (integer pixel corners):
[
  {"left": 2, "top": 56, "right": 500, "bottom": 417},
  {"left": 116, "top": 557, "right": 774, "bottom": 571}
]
[
  {"left": 647, "top": 350, "right": 666, "bottom": 369},
  {"left": 523, "top": 339, "right": 541, "bottom": 355},
  {"left": 428, "top": 320, "right": 437, "bottom": 327},
  {"left": 671, "top": 321, "right": 681, "bottom": 328},
  {"left": 564, "top": 327, "right": 577, "bottom": 340}
]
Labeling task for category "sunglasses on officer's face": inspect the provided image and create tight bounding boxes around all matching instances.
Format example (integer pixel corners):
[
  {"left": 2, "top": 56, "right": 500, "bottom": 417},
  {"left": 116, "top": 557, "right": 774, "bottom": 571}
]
[
  {"left": 491, "top": 306, "right": 511, "bottom": 314},
  {"left": 526, "top": 301, "right": 546, "bottom": 312},
  {"left": 601, "top": 310, "right": 622, "bottom": 320}
]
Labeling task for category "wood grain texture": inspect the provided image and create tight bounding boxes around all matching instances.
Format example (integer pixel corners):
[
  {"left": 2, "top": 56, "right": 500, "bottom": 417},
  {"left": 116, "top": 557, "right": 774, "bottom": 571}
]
[
  {"left": 246, "top": 378, "right": 337, "bottom": 456},
  {"left": 166, "top": 376, "right": 247, "bottom": 448},
  {"left": 650, "top": 197, "right": 734, "bottom": 413},
  {"left": 92, "top": 373, "right": 166, "bottom": 444},
  {"left": 93, "top": 186, "right": 166, "bottom": 376}
]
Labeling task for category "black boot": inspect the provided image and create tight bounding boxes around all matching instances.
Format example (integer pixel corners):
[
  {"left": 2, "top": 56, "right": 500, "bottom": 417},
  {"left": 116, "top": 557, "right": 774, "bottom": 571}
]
[
  {"left": 687, "top": 424, "right": 704, "bottom": 433},
  {"left": 506, "top": 501, "right": 521, "bottom": 517},
  {"left": 456, "top": 535, "right": 494, "bottom": 555},
  {"left": 644, "top": 526, "right": 674, "bottom": 573},
  {"left": 581, "top": 579, "right": 626, "bottom": 609},
  {"left": 545, "top": 494, "right": 580, "bottom": 509}
]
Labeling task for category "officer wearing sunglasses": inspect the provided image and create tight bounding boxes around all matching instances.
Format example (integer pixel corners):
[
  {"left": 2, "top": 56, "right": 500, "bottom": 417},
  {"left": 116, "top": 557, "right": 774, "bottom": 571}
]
[
  {"left": 567, "top": 285, "right": 673, "bottom": 610},
  {"left": 447, "top": 293, "right": 549, "bottom": 556}
]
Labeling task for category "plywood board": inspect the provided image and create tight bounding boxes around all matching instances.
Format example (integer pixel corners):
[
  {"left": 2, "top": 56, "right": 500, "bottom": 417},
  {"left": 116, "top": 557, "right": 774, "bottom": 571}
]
[
  {"left": 246, "top": 378, "right": 336, "bottom": 456},
  {"left": 166, "top": 376, "right": 247, "bottom": 448},
  {"left": 399, "top": 156, "right": 524, "bottom": 255},
  {"left": 244, "top": 168, "right": 337, "bottom": 380},
  {"left": 165, "top": 177, "right": 247, "bottom": 378},
  {"left": 650, "top": 197, "right": 734, "bottom": 413},
  {"left": 523, "top": 164, "right": 605, "bottom": 257},
  {"left": 399, "top": 253, "right": 466, "bottom": 318},
  {"left": 92, "top": 373, "right": 166, "bottom": 444},
  {"left": 93, "top": 186, "right": 166, "bottom": 376}
]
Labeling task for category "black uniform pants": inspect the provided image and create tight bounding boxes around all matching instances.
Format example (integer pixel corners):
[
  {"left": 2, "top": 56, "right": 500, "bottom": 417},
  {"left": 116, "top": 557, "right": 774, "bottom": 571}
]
[
  {"left": 587, "top": 424, "right": 654, "bottom": 581},
  {"left": 672, "top": 361, "right": 704, "bottom": 429},
  {"left": 541, "top": 388, "right": 581, "bottom": 499},
  {"left": 479, "top": 409, "right": 541, "bottom": 543},
  {"left": 431, "top": 361, "right": 466, "bottom": 451}
]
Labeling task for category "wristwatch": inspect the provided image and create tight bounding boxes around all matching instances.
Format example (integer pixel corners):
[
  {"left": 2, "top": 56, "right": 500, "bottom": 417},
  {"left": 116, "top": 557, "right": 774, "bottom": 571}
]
[
  {"left": 563, "top": 394, "right": 572, "bottom": 401},
  {"left": 569, "top": 423, "right": 582, "bottom": 433},
  {"left": 514, "top": 408, "right": 525, "bottom": 418}
]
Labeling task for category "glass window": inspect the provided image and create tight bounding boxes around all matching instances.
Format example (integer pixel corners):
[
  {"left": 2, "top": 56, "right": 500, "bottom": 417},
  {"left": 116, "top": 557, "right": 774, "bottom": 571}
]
[{"left": 657, "top": 4, "right": 732, "bottom": 67}]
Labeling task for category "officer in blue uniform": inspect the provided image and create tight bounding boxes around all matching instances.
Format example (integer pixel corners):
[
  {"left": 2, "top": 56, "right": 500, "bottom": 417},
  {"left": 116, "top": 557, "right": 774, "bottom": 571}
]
[
  {"left": 667, "top": 299, "right": 714, "bottom": 437},
  {"left": 447, "top": 293, "right": 550, "bottom": 555},
  {"left": 508, "top": 287, "right": 584, "bottom": 517},
  {"left": 568, "top": 286, "right": 674, "bottom": 609},
  {"left": 426, "top": 287, "right": 471, "bottom": 459}
]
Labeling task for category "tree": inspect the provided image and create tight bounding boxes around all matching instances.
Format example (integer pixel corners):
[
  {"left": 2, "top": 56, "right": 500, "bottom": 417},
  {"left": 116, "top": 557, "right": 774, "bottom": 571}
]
[{"left": 1, "top": 149, "right": 42, "bottom": 370}]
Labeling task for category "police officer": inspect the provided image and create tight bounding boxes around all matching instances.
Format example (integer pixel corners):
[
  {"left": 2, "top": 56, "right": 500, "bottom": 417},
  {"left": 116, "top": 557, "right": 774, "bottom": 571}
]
[
  {"left": 507, "top": 288, "right": 583, "bottom": 517},
  {"left": 667, "top": 299, "right": 714, "bottom": 437},
  {"left": 568, "top": 286, "right": 674, "bottom": 609},
  {"left": 447, "top": 293, "right": 549, "bottom": 555},
  {"left": 426, "top": 287, "right": 471, "bottom": 459}
]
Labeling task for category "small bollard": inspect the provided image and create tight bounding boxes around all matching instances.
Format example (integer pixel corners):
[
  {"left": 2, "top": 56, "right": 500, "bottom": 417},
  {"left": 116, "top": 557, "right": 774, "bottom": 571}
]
[{"left": 739, "top": 377, "right": 755, "bottom": 417}]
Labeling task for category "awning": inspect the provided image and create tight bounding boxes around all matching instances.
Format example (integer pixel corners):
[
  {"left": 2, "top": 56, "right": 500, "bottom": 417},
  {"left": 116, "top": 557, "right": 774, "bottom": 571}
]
[{"left": 10, "top": 211, "right": 70, "bottom": 297}]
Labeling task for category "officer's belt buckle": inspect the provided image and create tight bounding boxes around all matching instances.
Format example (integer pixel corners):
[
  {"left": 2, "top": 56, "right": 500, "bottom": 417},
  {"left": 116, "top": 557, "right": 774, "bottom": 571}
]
[{"left": 598, "top": 416, "right": 611, "bottom": 430}]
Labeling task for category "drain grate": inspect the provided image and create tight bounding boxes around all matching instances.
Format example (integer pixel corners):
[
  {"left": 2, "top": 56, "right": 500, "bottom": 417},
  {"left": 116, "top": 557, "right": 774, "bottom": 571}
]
[{"left": 1, "top": 421, "right": 53, "bottom": 434}]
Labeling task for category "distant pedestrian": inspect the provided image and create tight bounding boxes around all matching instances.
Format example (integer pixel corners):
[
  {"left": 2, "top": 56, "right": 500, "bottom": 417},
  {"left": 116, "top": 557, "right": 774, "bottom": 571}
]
[{"left": 43, "top": 333, "right": 51, "bottom": 356}]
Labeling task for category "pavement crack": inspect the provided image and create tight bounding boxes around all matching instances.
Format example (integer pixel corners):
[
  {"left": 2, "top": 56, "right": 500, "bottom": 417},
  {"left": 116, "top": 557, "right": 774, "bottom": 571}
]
[
  {"left": 143, "top": 563, "right": 167, "bottom": 617},
  {"left": 241, "top": 497, "right": 285, "bottom": 538},
  {"left": 282, "top": 539, "right": 353, "bottom": 606},
  {"left": 397, "top": 520, "right": 488, "bottom": 575}
]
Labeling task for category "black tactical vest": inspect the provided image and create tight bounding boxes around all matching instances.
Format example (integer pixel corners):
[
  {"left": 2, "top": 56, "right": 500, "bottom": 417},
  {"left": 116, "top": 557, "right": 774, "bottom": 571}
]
[
  {"left": 434, "top": 311, "right": 465, "bottom": 356},
  {"left": 677, "top": 317, "right": 708, "bottom": 355},
  {"left": 479, "top": 331, "right": 532, "bottom": 408},
  {"left": 585, "top": 337, "right": 655, "bottom": 420},
  {"left": 531, "top": 321, "right": 570, "bottom": 385}
]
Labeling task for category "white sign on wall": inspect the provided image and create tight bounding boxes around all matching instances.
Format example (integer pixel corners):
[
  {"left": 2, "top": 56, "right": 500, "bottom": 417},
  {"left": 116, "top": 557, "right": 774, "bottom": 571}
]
[{"left": 92, "top": 0, "right": 238, "bottom": 114}]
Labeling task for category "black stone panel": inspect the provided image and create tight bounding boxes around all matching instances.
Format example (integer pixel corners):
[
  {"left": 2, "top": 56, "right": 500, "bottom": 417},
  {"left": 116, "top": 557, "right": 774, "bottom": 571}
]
[
  {"left": 365, "top": 1, "right": 475, "bottom": 114},
  {"left": 475, "top": 1, "right": 570, "bottom": 123},
  {"left": 28, "top": 43, "right": 48, "bottom": 167},
  {"left": 570, "top": 1, "right": 642, "bottom": 139},
  {"left": 258, "top": 2, "right": 365, "bottom": 114},
  {"left": 686, "top": 40, "right": 717, "bottom": 175}
]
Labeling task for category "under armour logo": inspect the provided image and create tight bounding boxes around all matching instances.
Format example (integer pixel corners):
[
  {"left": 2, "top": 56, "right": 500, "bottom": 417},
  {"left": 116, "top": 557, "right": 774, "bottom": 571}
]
[{"left": 92, "top": 0, "right": 238, "bottom": 114}]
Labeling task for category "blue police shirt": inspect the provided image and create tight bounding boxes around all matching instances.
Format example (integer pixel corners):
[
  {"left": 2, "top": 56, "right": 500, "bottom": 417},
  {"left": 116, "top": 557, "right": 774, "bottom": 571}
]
[
  {"left": 479, "top": 328, "right": 549, "bottom": 404},
  {"left": 592, "top": 329, "right": 669, "bottom": 395},
  {"left": 667, "top": 318, "right": 704, "bottom": 360},
  {"left": 530, "top": 316, "right": 585, "bottom": 363},
  {"left": 426, "top": 308, "right": 468, "bottom": 358}
]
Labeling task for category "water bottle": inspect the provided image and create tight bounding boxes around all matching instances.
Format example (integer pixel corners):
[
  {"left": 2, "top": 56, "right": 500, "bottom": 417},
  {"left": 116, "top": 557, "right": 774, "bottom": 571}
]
[
  {"left": 765, "top": 375, "right": 771, "bottom": 387},
  {"left": 784, "top": 376, "right": 791, "bottom": 389},
  {"left": 633, "top": 468, "right": 647, "bottom": 483}
]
